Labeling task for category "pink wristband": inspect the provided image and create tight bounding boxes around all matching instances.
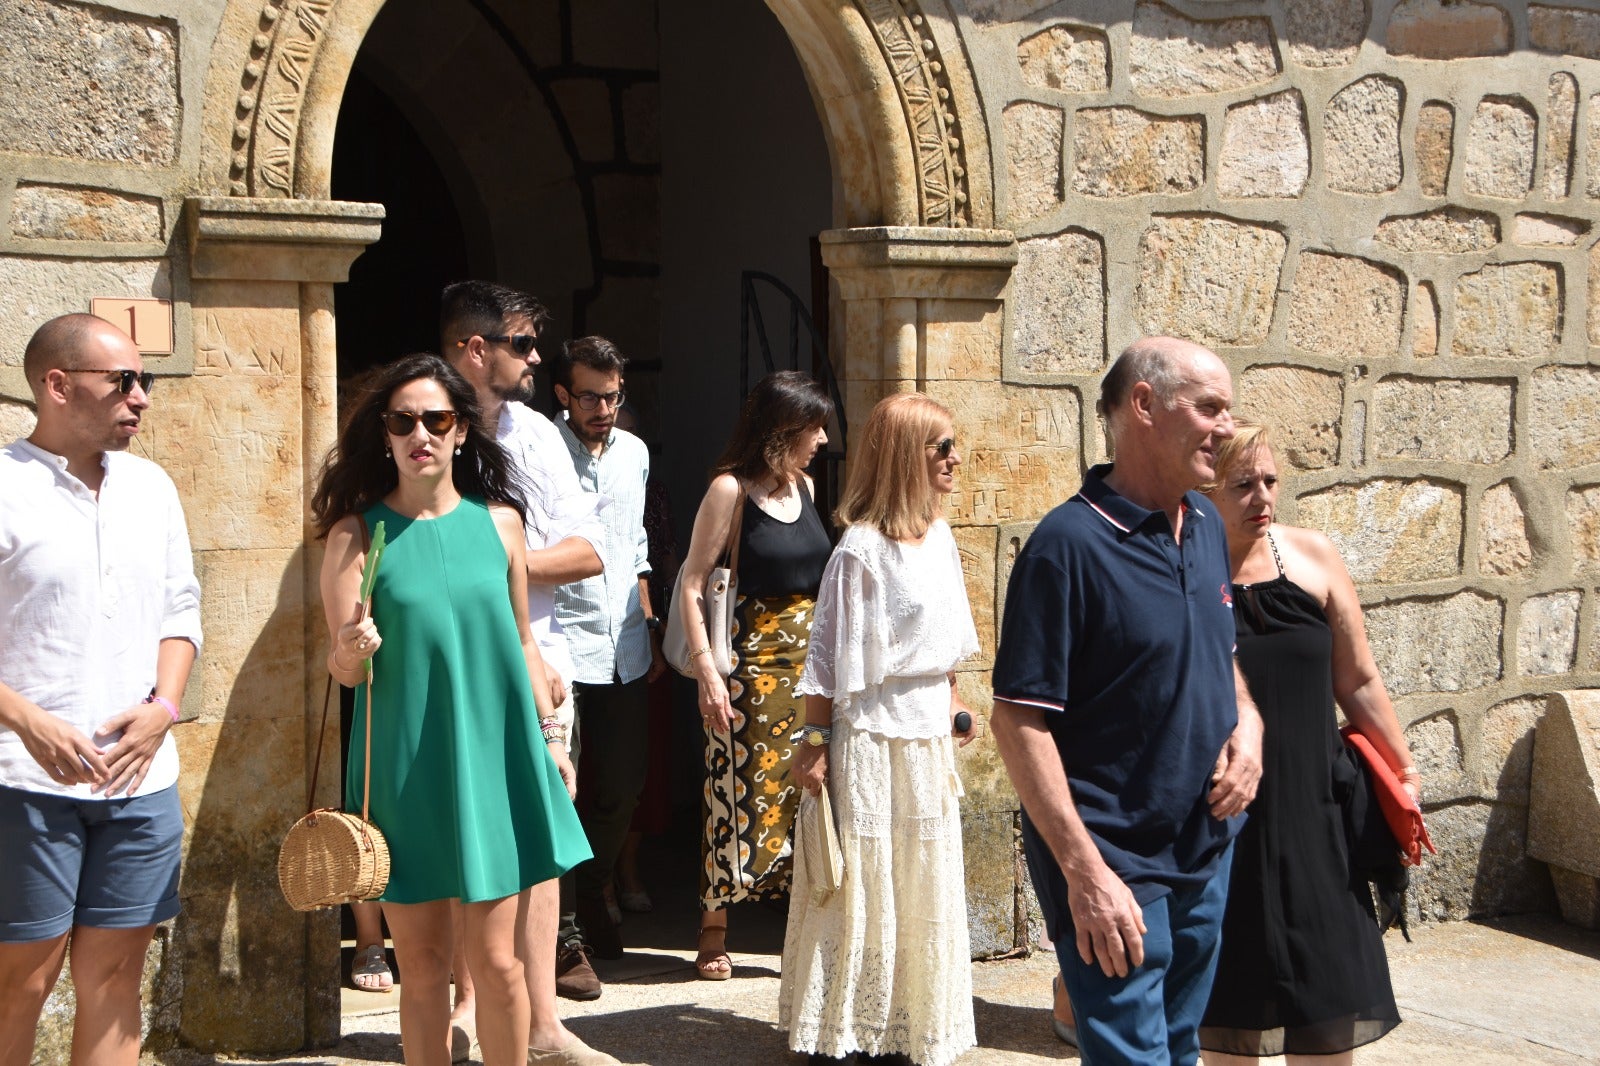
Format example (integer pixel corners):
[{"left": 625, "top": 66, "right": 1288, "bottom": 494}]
[{"left": 145, "top": 694, "right": 179, "bottom": 723}]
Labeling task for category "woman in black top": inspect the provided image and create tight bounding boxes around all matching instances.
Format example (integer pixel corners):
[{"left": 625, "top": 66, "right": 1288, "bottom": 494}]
[
  {"left": 677, "top": 371, "right": 833, "bottom": 980},
  {"left": 1199, "top": 422, "right": 1415, "bottom": 1062}
]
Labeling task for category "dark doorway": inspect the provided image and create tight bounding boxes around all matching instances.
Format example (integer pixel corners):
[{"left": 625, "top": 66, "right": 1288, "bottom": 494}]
[{"left": 331, "top": 65, "right": 471, "bottom": 376}]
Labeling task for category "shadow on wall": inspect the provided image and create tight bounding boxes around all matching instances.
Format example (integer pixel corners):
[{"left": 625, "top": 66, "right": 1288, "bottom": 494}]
[
  {"left": 172, "top": 545, "right": 335, "bottom": 1053},
  {"left": 1477, "top": 731, "right": 1557, "bottom": 916}
]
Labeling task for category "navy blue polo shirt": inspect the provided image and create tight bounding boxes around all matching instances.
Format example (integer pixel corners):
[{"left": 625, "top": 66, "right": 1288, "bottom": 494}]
[{"left": 992, "top": 464, "right": 1243, "bottom": 907}]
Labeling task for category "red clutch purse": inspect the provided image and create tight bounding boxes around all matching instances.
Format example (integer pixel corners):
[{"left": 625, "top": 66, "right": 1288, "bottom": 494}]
[{"left": 1341, "top": 726, "right": 1436, "bottom": 867}]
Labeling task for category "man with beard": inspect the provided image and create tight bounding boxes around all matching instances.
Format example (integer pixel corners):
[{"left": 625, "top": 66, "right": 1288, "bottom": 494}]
[
  {"left": 550, "top": 336, "right": 663, "bottom": 968},
  {"left": 440, "top": 283, "right": 620, "bottom": 1058}
]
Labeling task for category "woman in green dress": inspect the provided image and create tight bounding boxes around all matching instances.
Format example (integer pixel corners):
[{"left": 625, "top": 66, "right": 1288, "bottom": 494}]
[{"left": 312, "top": 354, "right": 605, "bottom": 1066}]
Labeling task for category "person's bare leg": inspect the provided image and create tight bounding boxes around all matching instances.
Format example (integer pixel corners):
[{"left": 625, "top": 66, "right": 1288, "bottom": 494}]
[
  {"left": 1287, "top": 1054, "right": 1352, "bottom": 1066},
  {"left": 382, "top": 901, "right": 455, "bottom": 1066},
  {"left": 1052, "top": 969, "right": 1075, "bottom": 1031},
  {"left": 617, "top": 832, "right": 647, "bottom": 903},
  {"left": 521, "top": 878, "right": 577, "bottom": 1051},
  {"left": 448, "top": 900, "right": 475, "bottom": 1044},
  {"left": 696, "top": 906, "right": 730, "bottom": 978},
  {"left": 461, "top": 894, "right": 528, "bottom": 1066},
  {"left": 66, "top": 925, "right": 156, "bottom": 1066},
  {"left": 0, "top": 935, "right": 69, "bottom": 1066}
]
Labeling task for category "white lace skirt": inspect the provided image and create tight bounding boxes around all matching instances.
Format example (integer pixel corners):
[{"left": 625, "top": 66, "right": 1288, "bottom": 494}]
[{"left": 778, "top": 721, "right": 975, "bottom": 1066}]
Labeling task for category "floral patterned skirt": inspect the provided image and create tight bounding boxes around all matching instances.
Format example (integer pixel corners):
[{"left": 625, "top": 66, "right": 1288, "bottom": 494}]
[{"left": 700, "top": 592, "right": 812, "bottom": 910}]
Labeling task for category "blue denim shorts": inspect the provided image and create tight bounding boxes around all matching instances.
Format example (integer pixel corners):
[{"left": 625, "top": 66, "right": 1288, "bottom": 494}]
[{"left": 0, "top": 783, "right": 182, "bottom": 943}]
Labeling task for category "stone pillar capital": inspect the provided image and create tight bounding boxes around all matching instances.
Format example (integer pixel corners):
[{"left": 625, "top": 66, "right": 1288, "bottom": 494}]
[
  {"left": 820, "top": 226, "right": 1017, "bottom": 300},
  {"left": 186, "top": 197, "right": 385, "bottom": 283}
]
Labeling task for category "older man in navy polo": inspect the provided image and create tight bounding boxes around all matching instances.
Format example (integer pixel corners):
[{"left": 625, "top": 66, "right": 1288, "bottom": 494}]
[{"left": 991, "top": 336, "right": 1264, "bottom": 1066}]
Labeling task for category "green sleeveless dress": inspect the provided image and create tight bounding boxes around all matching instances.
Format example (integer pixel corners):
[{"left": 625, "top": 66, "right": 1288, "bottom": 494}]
[{"left": 345, "top": 497, "right": 591, "bottom": 904}]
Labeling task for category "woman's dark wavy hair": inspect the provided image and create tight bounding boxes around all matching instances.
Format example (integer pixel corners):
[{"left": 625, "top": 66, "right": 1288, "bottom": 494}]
[
  {"left": 712, "top": 370, "right": 833, "bottom": 485},
  {"left": 311, "top": 353, "right": 530, "bottom": 537}
]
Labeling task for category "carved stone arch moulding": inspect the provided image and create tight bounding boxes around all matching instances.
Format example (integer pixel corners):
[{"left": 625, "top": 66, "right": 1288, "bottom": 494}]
[
  {"left": 228, "top": 0, "right": 338, "bottom": 197},
  {"left": 854, "top": 0, "right": 974, "bottom": 228},
  {"left": 225, "top": 0, "right": 981, "bottom": 225}
]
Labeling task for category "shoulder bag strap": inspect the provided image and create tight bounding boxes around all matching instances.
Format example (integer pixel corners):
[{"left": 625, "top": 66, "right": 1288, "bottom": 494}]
[{"left": 305, "top": 517, "right": 375, "bottom": 819}]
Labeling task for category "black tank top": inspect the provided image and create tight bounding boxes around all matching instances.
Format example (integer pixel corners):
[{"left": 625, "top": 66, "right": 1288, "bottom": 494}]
[{"left": 736, "top": 482, "right": 832, "bottom": 598}]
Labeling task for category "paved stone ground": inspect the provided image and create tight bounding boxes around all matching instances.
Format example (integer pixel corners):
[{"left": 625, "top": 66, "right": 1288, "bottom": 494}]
[{"left": 143, "top": 910, "right": 1599, "bottom": 1065}]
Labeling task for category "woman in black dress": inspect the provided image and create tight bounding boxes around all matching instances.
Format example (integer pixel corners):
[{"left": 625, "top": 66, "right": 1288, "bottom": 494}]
[
  {"left": 676, "top": 371, "right": 834, "bottom": 980},
  {"left": 1198, "top": 422, "right": 1419, "bottom": 1063}
]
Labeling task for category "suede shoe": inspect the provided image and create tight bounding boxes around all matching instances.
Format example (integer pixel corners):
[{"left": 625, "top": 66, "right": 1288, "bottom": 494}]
[
  {"left": 527, "top": 1034, "right": 620, "bottom": 1064},
  {"left": 555, "top": 942, "right": 602, "bottom": 1001}
]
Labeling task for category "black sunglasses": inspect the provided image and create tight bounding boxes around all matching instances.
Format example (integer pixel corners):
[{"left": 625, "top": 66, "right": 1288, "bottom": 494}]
[
  {"left": 64, "top": 368, "right": 155, "bottom": 395},
  {"left": 927, "top": 437, "right": 956, "bottom": 457},
  {"left": 380, "top": 410, "right": 460, "bottom": 437},
  {"left": 457, "top": 334, "right": 537, "bottom": 356}
]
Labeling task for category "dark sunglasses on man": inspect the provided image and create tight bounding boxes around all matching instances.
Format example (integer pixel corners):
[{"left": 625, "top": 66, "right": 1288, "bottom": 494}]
[
  {"left": 62, "top": 368, "right": 155, "bottom": 395},
  {"left": 456, "top": 334, "right": 537, "bottom": 356}
]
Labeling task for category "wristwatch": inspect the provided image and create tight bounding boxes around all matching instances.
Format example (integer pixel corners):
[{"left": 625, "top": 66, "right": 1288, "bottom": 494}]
[
  {"left": 645, "top": 615, "right": 662, "bottom": 632},
  {"left": 792, "top": 724, "right": 831, "bottom": 747}
]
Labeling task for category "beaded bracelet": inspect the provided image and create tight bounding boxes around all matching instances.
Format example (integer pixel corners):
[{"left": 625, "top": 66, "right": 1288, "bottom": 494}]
[{"left": 539, "top": 716, "right": 567, "bottom": 745}]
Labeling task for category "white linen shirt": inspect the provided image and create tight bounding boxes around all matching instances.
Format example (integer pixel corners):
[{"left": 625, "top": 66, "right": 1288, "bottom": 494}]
[
  {"left": 797, "top": 520, "right": 979, "bottom": 739},
  {"left": 553, "top": 418, "right": 652, "bottom": 685},
  {"left": 494, "top": 401, "right": 607, "bottom": 692},
  {"left": 0, "top": 439, "right": 202, "bottom": 798}
]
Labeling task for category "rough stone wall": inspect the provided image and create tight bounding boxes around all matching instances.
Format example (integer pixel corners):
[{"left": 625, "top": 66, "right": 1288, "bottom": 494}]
[{"left": 957, "top": 0, "right": 1600, "bottom": 924}]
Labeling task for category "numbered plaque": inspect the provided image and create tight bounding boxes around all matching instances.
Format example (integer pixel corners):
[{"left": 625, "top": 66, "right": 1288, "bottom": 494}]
[{"left": 91, "top": 298, "right": 174, "bottom": 355}]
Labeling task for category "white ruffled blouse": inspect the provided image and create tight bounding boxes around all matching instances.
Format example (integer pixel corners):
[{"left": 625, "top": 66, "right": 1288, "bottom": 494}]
[{"left": 796, "top": 519, "right": 980, "bottom": 739}]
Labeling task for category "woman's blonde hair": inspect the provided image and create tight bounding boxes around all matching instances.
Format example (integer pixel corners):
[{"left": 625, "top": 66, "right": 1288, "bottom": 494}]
[
  {"left": 835, "top": 392, "right": 954, "bottom": 541},
  {"left": 1201, "top": 420, "right": 1272, "bottom": 494}
]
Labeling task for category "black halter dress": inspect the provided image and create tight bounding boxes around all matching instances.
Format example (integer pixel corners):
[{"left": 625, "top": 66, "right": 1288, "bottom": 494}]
[{"left": 1199, "top": 534, "right": 1400, "bottom": 1056}]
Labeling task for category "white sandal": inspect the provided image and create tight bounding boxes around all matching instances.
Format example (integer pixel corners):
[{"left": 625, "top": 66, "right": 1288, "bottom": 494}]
[{"left": 350, "top": 944, "right": 393, "bottom": 993}]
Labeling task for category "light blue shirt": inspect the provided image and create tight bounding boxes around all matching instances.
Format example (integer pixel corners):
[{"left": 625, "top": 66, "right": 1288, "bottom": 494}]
[{"left": 554, "top": 418, "right": 652, "bottom": 685}]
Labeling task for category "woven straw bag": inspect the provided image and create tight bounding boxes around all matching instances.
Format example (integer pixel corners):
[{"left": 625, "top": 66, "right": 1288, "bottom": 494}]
[
  {"left": 278, "top": 668, "right": 390, "bottom": 910},
  {"left": 279, "top": 525, "right": 390, "bottom": 911}
]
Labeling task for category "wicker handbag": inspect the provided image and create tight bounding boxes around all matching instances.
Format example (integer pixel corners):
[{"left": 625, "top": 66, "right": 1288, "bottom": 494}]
[
  {"left": 279, "top": 525, "right": 390, "bottom": 911},
  {"left": 278, "top": 666, "right": 389, "bottom": 910}
]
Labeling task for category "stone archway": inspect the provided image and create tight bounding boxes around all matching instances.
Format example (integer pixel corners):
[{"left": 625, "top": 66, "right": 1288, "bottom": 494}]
[
  {"left": 172, "top": 0, "right": 1016, "bottom": 1051},
  {"left": 197, "top": 0, "right": 993, "bottom": 227}
]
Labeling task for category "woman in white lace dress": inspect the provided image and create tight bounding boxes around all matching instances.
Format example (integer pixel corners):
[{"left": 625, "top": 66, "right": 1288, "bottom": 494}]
[{"left": 781, "top": 392, "right": 981, "bottom": 1066}]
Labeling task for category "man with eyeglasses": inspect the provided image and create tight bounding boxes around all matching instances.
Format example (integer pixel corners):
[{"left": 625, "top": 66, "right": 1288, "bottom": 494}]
[
  {"left": 0, "top": 314, "right": 201, "bottom": 1066},
  {"left": 439, "top": 281, "right": 620, "bottom": 1035},
  {"left": 550, "top": 336, "right": 663, "bottom": 971}
]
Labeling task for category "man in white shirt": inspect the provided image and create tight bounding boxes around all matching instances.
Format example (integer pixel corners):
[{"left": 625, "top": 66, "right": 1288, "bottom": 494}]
[
  {"left": 0, "top": 314, "right": 201, "bottom": 1066},
  {"left": 552, "top": 336, "right": 664, "bottom": 967},
  {"left": 441, "top": 282, "right": 614, "bottom": 1021}
]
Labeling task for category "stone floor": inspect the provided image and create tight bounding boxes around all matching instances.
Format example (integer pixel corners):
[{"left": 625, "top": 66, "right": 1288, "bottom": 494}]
[{"left": 142, "top": 905, "right": 1600, "bottom": 1065}]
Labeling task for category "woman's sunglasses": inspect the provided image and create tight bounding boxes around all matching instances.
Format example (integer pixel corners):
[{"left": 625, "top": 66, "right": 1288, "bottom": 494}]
[
  {"left": 927, "top": 437, "right": 956, "bottom": 458},
  {"left": 64, "top": 368, "right": 155, "bottom": 395},
  {"left": 380, "top": 410, "right": 459, "bottom": 437}
]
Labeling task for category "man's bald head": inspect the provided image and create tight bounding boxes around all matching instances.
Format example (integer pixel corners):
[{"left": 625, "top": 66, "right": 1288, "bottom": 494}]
[
  {"left": 22, "top": 314, "right": 131, "bottom": 397},
  {"left": 1097, "top": 336, "right": 1219, "bottom": 424}
]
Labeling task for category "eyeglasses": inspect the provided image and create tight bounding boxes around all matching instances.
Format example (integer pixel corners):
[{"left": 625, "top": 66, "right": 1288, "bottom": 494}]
[
  {"left": 927, "top": 437, "right": 956, "bottom": 457},
  {"left": 380, "top": 410, "right": 460, "bottom": 437},
  {"left": 457, "top": 334, "right": 537, "bottom": 356},
  {"left": 63, "top": 368, "right": 155, "bottom": 395},
  {"left": 570, "top": 389, "right": 625, "bottom": 411}
]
